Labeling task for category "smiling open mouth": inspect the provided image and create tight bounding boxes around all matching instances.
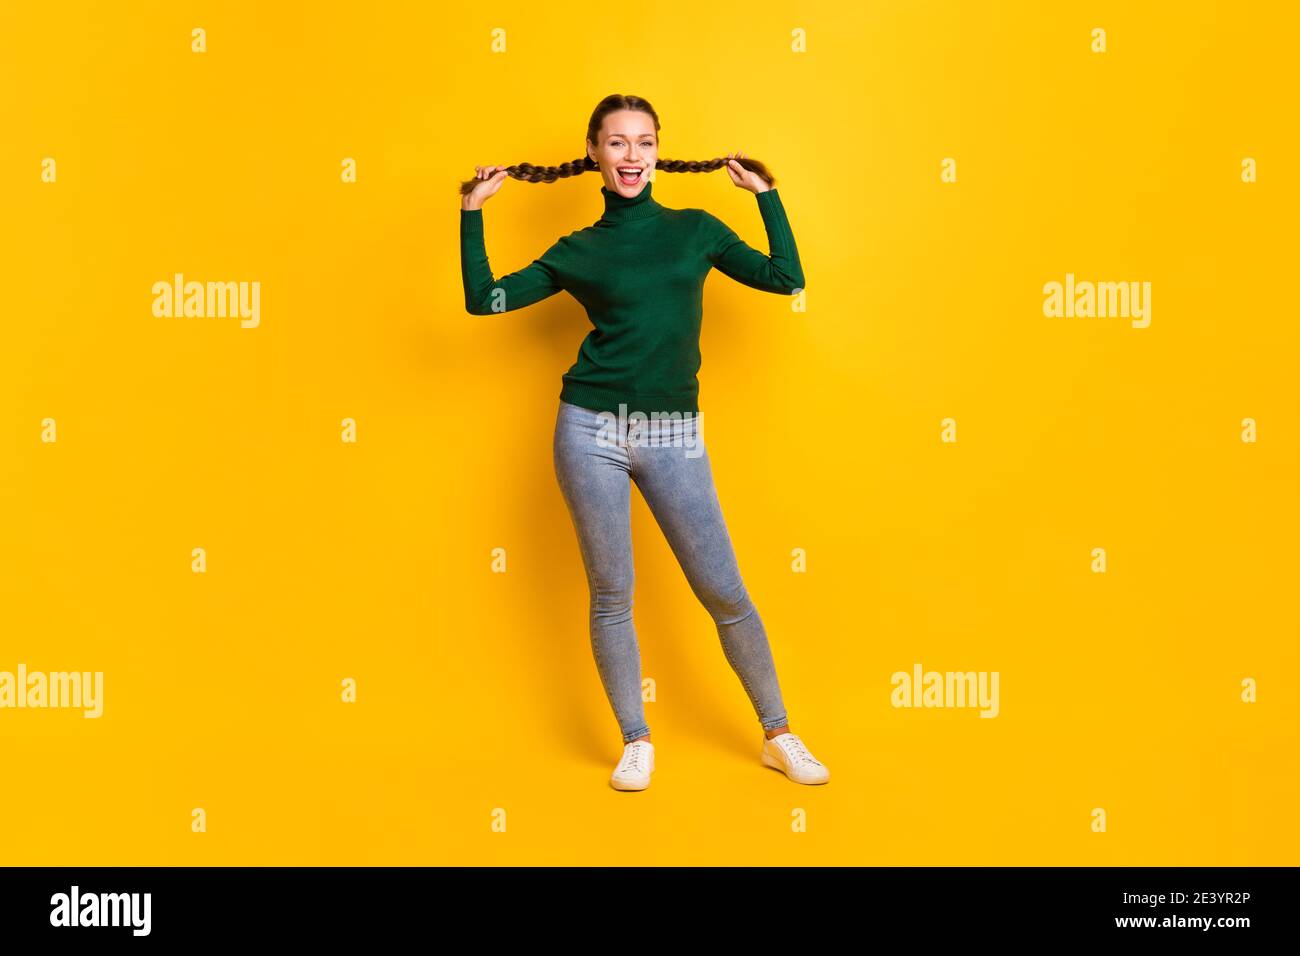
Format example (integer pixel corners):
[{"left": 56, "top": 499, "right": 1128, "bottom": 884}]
[{"left": 616, "top": 166, "right": 644, "bottom": 185}]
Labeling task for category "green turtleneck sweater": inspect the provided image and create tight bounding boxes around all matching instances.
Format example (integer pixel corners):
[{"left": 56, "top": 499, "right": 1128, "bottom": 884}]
[{"left": 459, "top": 179, "right": 804, "bottom": 415}]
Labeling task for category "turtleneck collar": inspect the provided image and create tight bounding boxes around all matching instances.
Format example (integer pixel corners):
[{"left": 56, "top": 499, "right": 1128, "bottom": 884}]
[{"left": 598, "top": 179, "right": 664, "bottom": 224}]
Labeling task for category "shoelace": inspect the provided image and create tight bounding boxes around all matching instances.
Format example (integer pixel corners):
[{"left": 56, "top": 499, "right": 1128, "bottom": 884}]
[
  {"left": 619, "top": 744, "right": 648, "bottom": 774},
  {"left": 777, "top": 735, "right": 820, "bottom": 767}
]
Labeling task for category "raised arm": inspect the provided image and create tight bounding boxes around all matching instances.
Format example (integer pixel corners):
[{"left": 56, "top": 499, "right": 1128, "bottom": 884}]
[
  {"left": 460, "top": 207, "right": 565, "bottom": 315},
  {"left": 705, "top": 187, "right": 805, "bottom": 296}
]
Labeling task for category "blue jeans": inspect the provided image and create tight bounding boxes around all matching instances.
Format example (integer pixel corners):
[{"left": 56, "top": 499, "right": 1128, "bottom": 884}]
[{"left": 552, "top": 399, "right": 789, "bottom": 743}]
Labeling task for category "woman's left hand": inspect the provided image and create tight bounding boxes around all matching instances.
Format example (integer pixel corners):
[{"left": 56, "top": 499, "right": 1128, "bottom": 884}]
[{"left": 724, "top": 151, "right": 770, "bottom": 194}]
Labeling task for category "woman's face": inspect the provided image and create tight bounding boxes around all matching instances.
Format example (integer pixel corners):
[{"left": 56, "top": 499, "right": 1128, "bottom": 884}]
[{"left": 587, "top": 110, "right": 658, "bottom": 197}]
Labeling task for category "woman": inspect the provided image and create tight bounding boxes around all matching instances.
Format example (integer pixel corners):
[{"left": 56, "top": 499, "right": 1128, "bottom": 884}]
[{"left": 459, "top": 93, "right": 828, "bottom": 791}]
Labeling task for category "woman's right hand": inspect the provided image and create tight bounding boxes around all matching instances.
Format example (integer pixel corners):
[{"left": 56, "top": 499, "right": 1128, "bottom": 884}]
[{"left": 462, "top": 165, "right": 509, "bottom": 210}]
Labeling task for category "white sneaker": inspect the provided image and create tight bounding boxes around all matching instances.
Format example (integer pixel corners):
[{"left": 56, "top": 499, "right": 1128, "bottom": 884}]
[
  {"left": 610, "top": 741, "right": 654, "bottom": 791},
  {"left": 761, "top": 732, "right": 829, "bottom": 784}
]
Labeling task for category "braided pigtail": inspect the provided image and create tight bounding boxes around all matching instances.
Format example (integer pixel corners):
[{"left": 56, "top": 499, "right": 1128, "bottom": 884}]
[
  {"left": 655, "top": 156, "right": 775, "bottom": 188},
  {"left": 458, "top": 156, "right": 598, "bottom": 196}
]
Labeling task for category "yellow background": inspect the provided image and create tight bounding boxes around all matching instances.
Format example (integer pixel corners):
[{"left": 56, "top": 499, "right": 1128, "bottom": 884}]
[{"left": 1, "top": 1, "right": 1296, "bottom": 865}]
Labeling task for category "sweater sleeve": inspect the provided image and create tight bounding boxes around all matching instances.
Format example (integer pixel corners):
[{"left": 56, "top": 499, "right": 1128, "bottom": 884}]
[
  {"left": 704, "top": 188, "right": 805, "bottom": 295},
  {"left": 460, "top": 207, "right": 565, "bottom": 315}
]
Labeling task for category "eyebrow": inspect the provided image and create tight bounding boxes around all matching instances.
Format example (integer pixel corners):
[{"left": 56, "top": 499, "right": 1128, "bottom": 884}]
[{"left": 608, "top": 133, "right": 655, "bottom": 138}]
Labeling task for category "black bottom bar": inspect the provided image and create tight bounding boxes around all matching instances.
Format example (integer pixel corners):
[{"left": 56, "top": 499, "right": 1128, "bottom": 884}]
[{"left": 0, "top": 866, "right": 1291, "bottom": 941}]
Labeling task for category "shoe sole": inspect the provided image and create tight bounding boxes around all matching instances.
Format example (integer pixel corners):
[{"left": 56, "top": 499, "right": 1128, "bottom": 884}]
[{"left": 761, "top": 749, "right": 830, "bottom": 785}]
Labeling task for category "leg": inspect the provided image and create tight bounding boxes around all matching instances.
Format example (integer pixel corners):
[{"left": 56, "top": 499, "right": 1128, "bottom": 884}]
[
  {"left": 628, "top": 415, "right": 789, "bottom": 734},
  {"left": 553, "top": 402, "right": 652, "bottom": 744}
]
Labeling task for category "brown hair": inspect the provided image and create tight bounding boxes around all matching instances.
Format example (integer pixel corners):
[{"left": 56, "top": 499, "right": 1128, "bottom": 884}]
[{"left": 458, "top": 93, "right": 776, "bottom": 196}]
